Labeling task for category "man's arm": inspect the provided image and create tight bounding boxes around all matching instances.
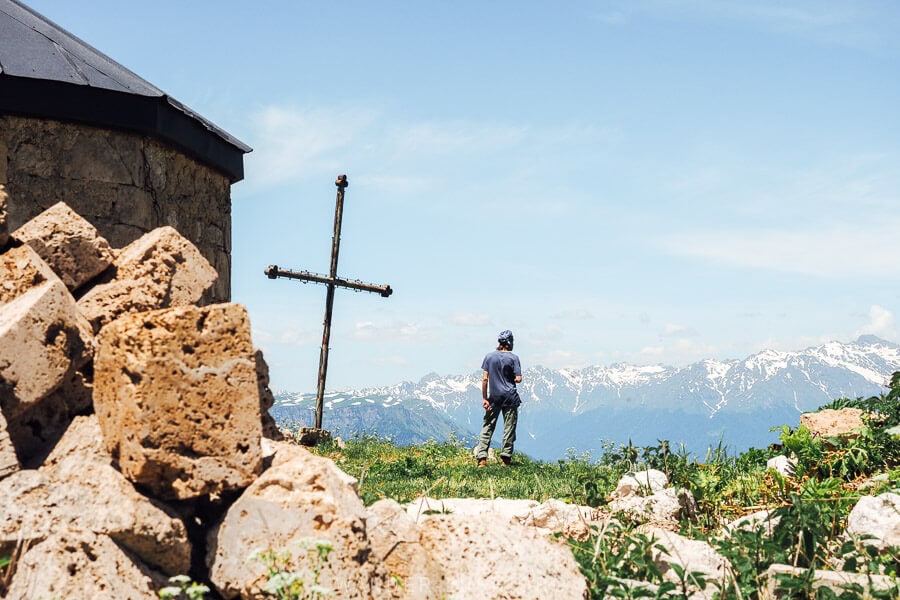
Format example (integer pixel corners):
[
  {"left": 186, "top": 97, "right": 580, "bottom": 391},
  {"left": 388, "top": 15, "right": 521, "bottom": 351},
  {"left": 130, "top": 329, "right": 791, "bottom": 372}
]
[{"left": 482, "top": 371, "right": 490, "bottom": 410}]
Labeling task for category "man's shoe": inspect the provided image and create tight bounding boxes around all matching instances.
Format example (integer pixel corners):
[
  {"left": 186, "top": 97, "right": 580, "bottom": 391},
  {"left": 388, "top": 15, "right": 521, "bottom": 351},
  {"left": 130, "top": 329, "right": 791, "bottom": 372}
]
[
  {"left": 477, "top": 458, "right": 487, "bottom": 467},
  {"left": 500, "top": 456, "right": 511, "bottom": 466}
]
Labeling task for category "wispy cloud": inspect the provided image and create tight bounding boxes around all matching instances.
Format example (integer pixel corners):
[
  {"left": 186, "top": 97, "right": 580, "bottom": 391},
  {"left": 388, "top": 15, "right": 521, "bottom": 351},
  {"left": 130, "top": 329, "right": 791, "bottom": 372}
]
[
  {"left": 553, "top": 309, "right": 594, "bottom": 321},
  {"left": 245, "top": 105, "right": 377, "bottom": 187},
  {"left": 588, "top": 0, "right": 897, "bottom": 53},
  {"left": 659, "top": 221, "right": 900, "bottom": 279},
  {"left": 353, "top": 320, "right": 438, "bottom": 343},
  {"left": 451, "top": 312, "right": 493, "bottom": 327}
]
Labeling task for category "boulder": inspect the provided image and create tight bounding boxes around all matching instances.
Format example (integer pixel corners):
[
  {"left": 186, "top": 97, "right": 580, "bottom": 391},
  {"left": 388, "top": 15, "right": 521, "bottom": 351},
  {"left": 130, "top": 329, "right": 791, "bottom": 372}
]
[
  {"left": 93, "top": 302, "right": 263, "bottom": 500},
  {"left": 760, "top": 564, "right": 898, "bottom": 599},
  {"left": 766, "top": 455, "right": 796, "bottom": 477},
  {"left": 0, "top": 243, "right": 61, "bottom": 305},
  {"left": 0, "top": 415, "right": 192, "bottom": 575},
  {"left": 406, "top": 496, "right": 540, "bottom": 522},
  {"left": 12, "top": 201, "right": 115, "bottom": 291},
  {"left": 416, "top": 512, "right": 589, "bottom": 600},
  {"left": 77, "top": 225, "right": 218, "bottom": 333},
  {"left": 648, "top": 528, "right": 732, "bottom": 598},
  {"left": 405, "top": 497, "right": 605, "bottom": 542},
  {"left": 4, "top": 530, "right": 164, "bottom": 600},
  {"left": 0, "top": 280, "right": 94, "bottom": 457},
  {"left": 0, "top": 184, "right": 8, "bottom": 248},
  {"left": 207, "top": 442, "right": 398, "bottom": 600},
  {"left": 612, "top": 469, "right": 669, "bottom": 498},
  {"left": 367, "top": 499, "right": 438, "bottom": 599},
  {"left": 610, "top": 487, "right": 696, "bottom": 526},
  {"left": 800, "top": 408, "right": 865, "bottom": 440},
  {"left": 846, "top": 493, "right": 900, "bottom": 550},
  {"left": 512, "top": 498, "right": 606, "bottom": 541},
  {"left": 726, "top": 509, "right": 780, "bottom": 537}
]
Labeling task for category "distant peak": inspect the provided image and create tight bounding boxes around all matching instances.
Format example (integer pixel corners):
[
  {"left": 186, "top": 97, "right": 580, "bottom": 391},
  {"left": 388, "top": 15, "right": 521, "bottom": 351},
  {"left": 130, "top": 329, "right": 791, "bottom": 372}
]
[{"left": 855, "top": 334, "right": 892, "bottom": 346}]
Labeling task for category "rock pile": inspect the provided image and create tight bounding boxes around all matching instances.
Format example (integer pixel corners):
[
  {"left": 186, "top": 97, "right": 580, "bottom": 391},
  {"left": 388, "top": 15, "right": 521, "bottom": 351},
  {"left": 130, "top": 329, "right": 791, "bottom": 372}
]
[{"left": 0, "top": 191, "right": 592, "bottom": 599}]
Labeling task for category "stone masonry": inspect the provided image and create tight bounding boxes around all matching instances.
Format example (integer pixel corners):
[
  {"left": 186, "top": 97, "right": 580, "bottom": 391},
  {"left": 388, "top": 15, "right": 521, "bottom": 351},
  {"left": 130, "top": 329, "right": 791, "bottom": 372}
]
[{"left": 0, "top": 115, "right": 232, "bottom": 302}]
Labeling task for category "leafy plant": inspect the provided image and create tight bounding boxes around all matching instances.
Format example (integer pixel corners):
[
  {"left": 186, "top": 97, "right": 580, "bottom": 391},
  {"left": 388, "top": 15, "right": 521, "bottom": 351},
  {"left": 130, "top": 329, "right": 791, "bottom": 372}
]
[
  {"left": 158, "top": 575, "right": 210, "bottom": 600},
  {"left": 250, "top": 538, "right": 334, "bottom": 600}
]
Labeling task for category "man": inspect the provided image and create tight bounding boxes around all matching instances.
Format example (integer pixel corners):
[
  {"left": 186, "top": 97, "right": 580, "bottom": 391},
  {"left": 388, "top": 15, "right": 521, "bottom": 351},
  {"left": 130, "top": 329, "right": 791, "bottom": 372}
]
[{"left": 475, "top": 329, "right": 522, "bottom": 467}]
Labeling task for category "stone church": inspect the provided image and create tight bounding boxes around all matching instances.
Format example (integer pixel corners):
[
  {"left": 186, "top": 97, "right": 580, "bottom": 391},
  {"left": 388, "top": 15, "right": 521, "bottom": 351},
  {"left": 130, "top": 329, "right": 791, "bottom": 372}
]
[{"left": 0, "top": 0, "right": 250, "bottom": 302}]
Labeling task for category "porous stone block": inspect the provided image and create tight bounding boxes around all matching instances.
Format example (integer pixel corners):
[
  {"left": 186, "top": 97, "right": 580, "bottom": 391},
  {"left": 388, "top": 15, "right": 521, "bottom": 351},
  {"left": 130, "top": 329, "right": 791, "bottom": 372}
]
[
  {"left": 0, "top": 415, "right": 192, "bottom": 576},
  {"left": 0, "top": 280, "right": 94, "bottom": 421},
  {"left": 93, "top": 302, "right": 262, "bottom": 500},
  {"left": 207, "top": 442, "right": 397, "bottom": 600},
  {"left": 12, "top": 201, "right": 115, "bottom": 291},
  {"left": 4, "top": 530, "right": 165, "bottom": 600},
  {"left": 77, "top": 225, "right": 218, "bottom": 333},
  {"left": 0, "top": 243, "right": 60, "bottom": 305},
  {"left": 255, "top": 349, "right": 283, "bottom": 440},
  {"left": 800, "top": 408, "right": 865, "bottom": 440},
  {"left": 0, "top": 184, "right": 8, "bottom": 248}
]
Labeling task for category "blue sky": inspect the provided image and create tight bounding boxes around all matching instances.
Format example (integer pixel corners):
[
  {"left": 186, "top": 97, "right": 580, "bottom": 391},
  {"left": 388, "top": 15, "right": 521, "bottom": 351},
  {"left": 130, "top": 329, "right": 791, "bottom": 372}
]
[{"left": 28, "top": 1, "right": 900, "bottom": 392}]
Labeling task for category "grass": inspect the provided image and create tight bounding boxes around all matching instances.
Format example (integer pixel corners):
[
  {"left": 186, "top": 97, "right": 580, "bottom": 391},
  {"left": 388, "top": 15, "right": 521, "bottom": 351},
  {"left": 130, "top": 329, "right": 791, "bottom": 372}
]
[{"left": 311, "top": 435, "right": 620, "bottom": 507}]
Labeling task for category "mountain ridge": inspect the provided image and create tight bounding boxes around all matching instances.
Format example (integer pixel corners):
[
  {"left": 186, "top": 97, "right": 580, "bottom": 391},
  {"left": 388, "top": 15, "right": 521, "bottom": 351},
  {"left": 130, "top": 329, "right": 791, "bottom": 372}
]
[{"left": 273, "top": 335, "right": 900, "bottom": 460}]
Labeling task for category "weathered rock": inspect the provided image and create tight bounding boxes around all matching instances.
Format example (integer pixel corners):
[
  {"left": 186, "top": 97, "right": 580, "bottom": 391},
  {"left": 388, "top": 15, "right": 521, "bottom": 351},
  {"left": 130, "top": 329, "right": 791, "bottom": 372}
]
[
  {"left": 767, "top": 455, "right": 796, "bottom": 477},
  {"left": 800, "top": 408, "right": 865, "bottom": 440},
  {"left": 255, "top": 349, "right": 283, "bottom": 440},
  {"left": 0, "top": 184, "right": 8, "bottom": 248},
  {"left": 207, "top": 442, "right": 398, "bottom": 600},
  {"left": 610, "top": 487, "right": 695, "bottom": 525},
  {"left": 0, "top": 415, "right": 192, "bottom": 575},
  {"left": 0, "top": 411, "right": 18, "bottom": 479},
  {"left": 513, "top": 498, "right": 606, "bottom": 541},
  {"left": 368, "top": 499, "right": 438, "bottom": 599},
  {"left": 760, "top": 564, "right": 899, "bottom": 599},
  {"left": 846, "top": 493, "right": 900, "bottom": 550},
  {"left": 416, "top": 512, "right": 589, "bottom": 600},
  {"left": 12, "top": 201, "right": 115, "bottom": 291},
  {"left": 0, "top": 280, "right": 94, "bottom": 427},
  {"left": 93, "top": 302, "right": 263, "bottom": 500},
  {"left": 4, "top": 530, "right": 164, "bottom": 600},
  {"left": 612, "top": 469, "right": 669, "bottom": 498},
  {"left": 406, "top": 496, "right": 540, "bottom": 523},
  {"left": 0, "top": 243, "right": 61, "bottom": 305},
  {"left": 649, "top": 528, "right": 732, "bottom": 598},
  {"left": 77, "top": 225, "right": 218, "bottom": 332},
  {"left": 726, "top": 509, "right": 780, "bottom": 537}
]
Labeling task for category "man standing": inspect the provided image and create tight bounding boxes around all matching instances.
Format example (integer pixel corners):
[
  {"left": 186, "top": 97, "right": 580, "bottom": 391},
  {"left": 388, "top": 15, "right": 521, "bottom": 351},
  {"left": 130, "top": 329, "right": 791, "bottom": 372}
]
[{"left": 475, "top": 330, "right": 522, "bottom": 467}]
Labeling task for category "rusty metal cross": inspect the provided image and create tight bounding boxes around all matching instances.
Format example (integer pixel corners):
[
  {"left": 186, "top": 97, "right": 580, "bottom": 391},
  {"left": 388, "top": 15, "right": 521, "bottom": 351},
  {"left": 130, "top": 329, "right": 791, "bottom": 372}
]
[{"left": 265, "top": 174, "right": 393, "bottom": 431}]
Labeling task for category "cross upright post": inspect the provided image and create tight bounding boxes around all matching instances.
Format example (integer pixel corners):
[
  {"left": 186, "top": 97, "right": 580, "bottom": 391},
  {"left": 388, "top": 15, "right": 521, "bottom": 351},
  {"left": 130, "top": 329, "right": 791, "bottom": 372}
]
[{"left": 265, "top": 174, "right": 393, "bottom": 433}]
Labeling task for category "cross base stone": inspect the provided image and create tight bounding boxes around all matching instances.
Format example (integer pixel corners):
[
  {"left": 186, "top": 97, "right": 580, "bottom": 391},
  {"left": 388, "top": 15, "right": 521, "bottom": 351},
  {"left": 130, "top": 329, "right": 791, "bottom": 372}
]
[{"left": 295, "top": 427, "right": 331, "bottom": 447}]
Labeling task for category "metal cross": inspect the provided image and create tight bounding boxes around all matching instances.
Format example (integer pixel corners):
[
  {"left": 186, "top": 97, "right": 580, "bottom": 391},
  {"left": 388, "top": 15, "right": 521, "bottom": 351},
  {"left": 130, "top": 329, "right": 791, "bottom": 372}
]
[{"left": 265, "top": 174, "right": 393, "bottom": 431}]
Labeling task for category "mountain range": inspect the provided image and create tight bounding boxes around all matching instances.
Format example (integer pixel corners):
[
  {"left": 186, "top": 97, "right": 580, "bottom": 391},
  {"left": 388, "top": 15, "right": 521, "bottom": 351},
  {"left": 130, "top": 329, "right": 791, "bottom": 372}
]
[{"left": 271, "top": 335, "right": 900, "bottom": 461}]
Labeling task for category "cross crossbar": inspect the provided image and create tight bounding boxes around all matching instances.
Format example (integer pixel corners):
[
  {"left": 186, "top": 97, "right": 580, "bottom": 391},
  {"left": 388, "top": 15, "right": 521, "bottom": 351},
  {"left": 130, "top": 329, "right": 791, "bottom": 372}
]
[{"left": 265, "top": 174, "right": 392, "bottom": 431}]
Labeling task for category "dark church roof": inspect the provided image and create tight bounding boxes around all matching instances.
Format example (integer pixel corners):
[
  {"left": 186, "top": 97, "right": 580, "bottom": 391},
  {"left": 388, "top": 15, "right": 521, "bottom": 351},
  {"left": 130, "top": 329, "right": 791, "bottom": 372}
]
[{"left": 0, "top": 0, "right": 250, "bottom": 182}]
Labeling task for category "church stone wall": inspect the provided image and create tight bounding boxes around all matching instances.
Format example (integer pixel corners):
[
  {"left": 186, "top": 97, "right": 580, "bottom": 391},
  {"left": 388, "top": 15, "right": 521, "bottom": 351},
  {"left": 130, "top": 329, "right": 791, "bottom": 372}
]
[{"left": 0, "top": 115, "right": 232, "bottom": 302}]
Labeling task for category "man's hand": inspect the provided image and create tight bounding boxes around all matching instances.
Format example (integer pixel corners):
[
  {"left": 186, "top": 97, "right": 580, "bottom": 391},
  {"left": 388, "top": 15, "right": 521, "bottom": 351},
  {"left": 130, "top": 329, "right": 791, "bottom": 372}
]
[{"left": 482, "top": 398, "right": 490, "bottom": 410}]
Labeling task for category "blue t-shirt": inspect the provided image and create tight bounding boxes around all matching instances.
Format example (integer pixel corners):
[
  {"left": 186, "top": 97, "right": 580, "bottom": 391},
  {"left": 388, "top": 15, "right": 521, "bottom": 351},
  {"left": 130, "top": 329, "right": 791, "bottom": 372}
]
[{"left": 482, "top": 350, "right": 522, "bottom": 407}]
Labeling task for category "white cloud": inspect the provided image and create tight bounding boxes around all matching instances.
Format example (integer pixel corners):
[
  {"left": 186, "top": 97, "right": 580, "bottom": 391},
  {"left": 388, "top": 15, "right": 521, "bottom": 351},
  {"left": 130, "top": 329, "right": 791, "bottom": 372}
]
[{"left": 855, "top": 305, "right": 897, "bottom": 340}]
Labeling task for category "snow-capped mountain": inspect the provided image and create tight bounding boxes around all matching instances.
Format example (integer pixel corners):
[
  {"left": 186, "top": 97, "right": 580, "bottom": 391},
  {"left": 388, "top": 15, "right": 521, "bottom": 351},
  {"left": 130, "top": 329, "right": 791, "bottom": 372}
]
[{"left": 272, "top": 335, "right": 900, "bottom": 460}]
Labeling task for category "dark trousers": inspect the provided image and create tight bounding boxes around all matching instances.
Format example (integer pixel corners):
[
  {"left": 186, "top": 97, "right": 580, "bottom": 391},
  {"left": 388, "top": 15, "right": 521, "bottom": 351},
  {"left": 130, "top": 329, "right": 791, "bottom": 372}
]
[{"left": 475, "top": 404, "right": 518, "bottom": 460}]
